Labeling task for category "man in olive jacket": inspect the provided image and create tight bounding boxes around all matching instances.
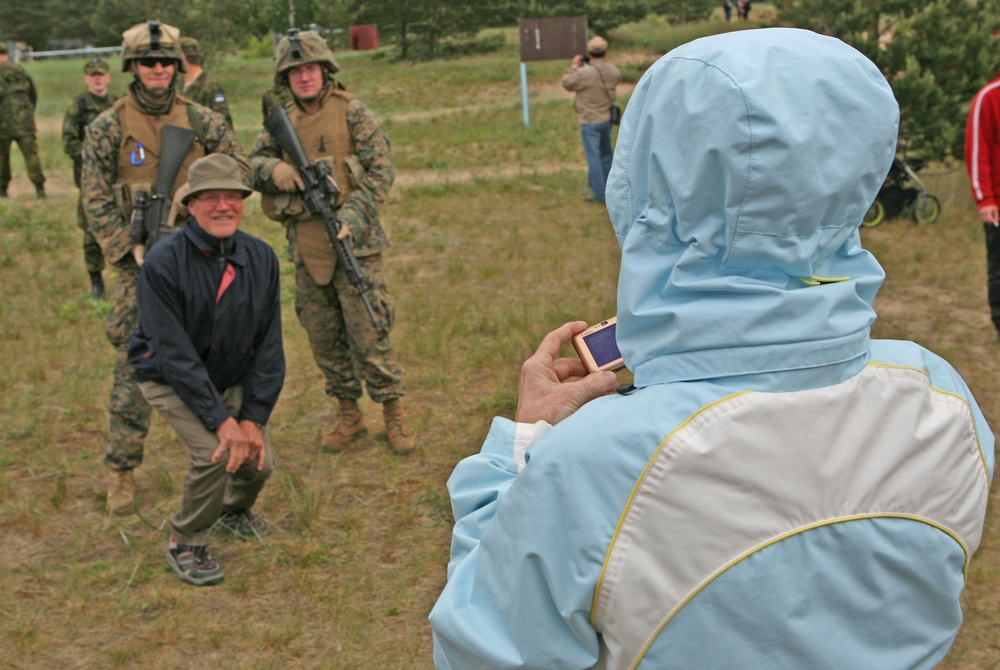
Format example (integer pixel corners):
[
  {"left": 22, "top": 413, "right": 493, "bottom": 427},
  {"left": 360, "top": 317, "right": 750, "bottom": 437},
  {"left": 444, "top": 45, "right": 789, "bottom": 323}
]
[{"left": 63, "top": 58, "right": 116, "bottom": 300}]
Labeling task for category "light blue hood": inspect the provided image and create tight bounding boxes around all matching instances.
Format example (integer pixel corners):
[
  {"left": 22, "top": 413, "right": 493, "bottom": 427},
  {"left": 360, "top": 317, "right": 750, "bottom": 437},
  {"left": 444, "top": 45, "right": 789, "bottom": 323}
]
[{"left": 608, "top": 28, "right": 899, "bottom": 388}]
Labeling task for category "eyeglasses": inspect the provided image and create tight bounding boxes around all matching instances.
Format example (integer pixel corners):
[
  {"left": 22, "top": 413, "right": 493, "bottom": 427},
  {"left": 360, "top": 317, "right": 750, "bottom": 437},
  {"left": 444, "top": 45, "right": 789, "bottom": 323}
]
[
  {"left": 137, "top": 57, "right": 175, "bottom": 69},
  {"left": 194, "top": 193, "right": 244, "bottom": 207}
]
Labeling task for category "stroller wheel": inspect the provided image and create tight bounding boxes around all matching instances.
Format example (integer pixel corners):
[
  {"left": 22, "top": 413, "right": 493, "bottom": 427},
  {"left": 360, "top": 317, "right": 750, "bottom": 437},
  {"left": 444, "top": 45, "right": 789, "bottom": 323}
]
[
  {"left": 862, "top": 199, "right": 885, "bottom": 228},
  {"left": 914, "top": 193, "right": 941, "bottom": 224}
]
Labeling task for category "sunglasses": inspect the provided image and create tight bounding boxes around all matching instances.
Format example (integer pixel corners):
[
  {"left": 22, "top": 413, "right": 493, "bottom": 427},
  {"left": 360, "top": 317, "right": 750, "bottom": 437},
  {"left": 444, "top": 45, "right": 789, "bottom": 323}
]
[{"left": 137, "top": 57, "right": 175, "bottom": 69}]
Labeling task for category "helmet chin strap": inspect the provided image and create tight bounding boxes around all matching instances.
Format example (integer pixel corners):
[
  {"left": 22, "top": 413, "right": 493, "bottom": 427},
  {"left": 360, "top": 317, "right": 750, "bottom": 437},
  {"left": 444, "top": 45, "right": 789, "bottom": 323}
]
[
  {"left": 130, "top": 74, "right": 177, "bottom": 114},
  {"left": 292, "top": 79, "right": 329, "bottom": 107},
  {"left": 129, "top": 64, "right": 177, "bottom": 96}
]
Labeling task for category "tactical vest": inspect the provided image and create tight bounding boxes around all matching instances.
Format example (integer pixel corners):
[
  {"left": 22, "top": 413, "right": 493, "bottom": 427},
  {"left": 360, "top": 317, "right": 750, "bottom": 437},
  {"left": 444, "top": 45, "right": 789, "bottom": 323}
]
[
  {"left": 111, "top": 92, "right": 206, "bottom": 219},
  {"left": 262, "top": 86, "right": 366, "bottom": 286},
  {"left": 261, "top": 86, "right": 360, "bottom": 223}
]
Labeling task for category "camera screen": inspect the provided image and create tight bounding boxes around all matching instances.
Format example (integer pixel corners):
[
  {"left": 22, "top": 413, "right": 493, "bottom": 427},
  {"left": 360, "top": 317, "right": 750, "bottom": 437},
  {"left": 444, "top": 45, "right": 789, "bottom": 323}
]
[{"left": 583, "top": 323, "right": 621, "bottom": 366}]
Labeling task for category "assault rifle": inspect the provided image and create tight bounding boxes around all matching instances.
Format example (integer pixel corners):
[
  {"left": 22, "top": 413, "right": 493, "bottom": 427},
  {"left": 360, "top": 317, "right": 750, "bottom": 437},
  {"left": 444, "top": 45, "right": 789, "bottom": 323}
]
[
  {"left": 263, "top": 106, "right": 382, "bottom": 333},
  {"left": 131, "top": 124, "right": 196, "bottom": 258}
]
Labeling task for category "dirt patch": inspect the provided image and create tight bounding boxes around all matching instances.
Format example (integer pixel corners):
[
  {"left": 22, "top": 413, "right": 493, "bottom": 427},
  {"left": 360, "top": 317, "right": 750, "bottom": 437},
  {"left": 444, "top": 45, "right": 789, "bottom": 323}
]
[
  {"left": 395, "top": 160, "right": 582, "bottom": 190},
  {"left": 386, "top": 81, "right": 635, "bottom": 125},
  {"left": 3, "top": 173, "right": 77, "bottom": 197}
]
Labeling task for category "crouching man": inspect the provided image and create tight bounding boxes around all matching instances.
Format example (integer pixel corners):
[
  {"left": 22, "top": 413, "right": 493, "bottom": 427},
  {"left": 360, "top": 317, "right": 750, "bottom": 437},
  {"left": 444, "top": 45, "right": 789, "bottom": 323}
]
[{"left": 128, "top": 154, "right": 285, "bottom": 586}]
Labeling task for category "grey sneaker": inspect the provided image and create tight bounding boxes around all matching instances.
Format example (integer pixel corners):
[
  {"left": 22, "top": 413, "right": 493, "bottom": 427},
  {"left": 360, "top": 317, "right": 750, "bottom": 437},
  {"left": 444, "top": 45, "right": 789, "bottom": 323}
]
[
  {"left": 166, "top": 535, "right": 223, "bottom": 586},
  {"left": 217, "top": 508, "right": 269, "bottom": 541}
]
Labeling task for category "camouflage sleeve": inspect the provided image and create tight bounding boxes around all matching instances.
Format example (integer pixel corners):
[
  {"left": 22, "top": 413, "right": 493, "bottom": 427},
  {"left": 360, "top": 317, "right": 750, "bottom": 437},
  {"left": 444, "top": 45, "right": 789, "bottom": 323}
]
[
  {"left": 191, "top": 104, "right": 251, "bottom": 186},
  {"left": 248, "top": 128, "right": 285, "bottom": 192},
  {"left": 62, "top": 101, "right": 82, "bottom": 160},
  {"left": 205, "top": 80, "right": 234, "bottom": 128},
  {"left": 339, "top": 98, "right": 395, "bottom": 241},
  {"left": 81, "top": 110, "right": 130, "bottom": 265}
]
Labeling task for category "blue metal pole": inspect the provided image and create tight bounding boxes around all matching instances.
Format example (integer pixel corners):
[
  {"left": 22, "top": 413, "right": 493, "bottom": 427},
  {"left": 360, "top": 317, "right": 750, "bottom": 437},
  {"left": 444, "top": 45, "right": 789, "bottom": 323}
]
[{"left": 520, "top": 62, "right": 530, "bottom": 127}]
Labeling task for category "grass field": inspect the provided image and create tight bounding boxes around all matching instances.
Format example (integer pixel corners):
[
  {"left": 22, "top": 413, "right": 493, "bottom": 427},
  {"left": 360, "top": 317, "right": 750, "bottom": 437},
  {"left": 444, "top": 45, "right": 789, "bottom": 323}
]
[{"left": 2, "top": 11, "right": 999, "bottom": 669}]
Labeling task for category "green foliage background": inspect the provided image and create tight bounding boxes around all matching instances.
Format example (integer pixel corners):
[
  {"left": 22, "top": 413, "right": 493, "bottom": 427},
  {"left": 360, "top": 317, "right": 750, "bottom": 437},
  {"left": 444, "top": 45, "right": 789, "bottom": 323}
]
[
  {"left": 2, "top": 1, "right": 999, "bottom": 162},
  {"left": 779, "top": 0, "right": 1000, "bottom": 161}
]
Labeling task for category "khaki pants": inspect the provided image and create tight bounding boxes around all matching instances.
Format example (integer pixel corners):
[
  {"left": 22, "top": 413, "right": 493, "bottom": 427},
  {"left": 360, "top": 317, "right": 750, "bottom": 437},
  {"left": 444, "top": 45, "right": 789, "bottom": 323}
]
[{"left": 140, "top": 381, "right": 275, "bottom": 546}]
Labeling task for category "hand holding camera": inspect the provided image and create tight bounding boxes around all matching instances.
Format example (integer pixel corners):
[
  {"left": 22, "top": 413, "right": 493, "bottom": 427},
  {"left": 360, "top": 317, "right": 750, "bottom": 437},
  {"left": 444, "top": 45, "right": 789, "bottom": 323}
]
[
  {"left": 572, "top": 317, "right": 625, "bottom": 374},
  {"left": 514, "top": 321, "right": 620, "bottom": 426}
]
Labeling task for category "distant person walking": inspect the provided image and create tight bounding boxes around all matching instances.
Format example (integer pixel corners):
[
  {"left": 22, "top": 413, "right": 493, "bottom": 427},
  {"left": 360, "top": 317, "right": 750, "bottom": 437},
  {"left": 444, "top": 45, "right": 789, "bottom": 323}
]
[
  {"left": 180, "top": 37, "right": 234, "bottom": 127},
  {"left": 724, "top": 0, "right": 733, "bottom": 21},
  {"left": 63, "top": 58, "right": 116, "bottom": 300},
  {"left": 0, "top": 43, "right": 45, "bottom": 198},
  {"left": 561, "top": 36, "right": 621, "bottom": 203},
  {"left": 965, "top": 68, "right": 1000, "bottom": 340}
]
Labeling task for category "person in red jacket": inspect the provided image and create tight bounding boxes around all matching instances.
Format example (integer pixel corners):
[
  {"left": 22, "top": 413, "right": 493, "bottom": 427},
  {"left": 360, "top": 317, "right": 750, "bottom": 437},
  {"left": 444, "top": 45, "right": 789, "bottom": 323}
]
[{"left": 965, "top": 70, "right": 1000, "bottom": 339}]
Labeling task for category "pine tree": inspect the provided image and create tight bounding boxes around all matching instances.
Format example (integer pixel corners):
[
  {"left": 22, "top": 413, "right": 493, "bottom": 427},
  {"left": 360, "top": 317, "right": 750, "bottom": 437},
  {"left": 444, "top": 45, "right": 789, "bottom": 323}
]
[{"left": 780, "top": 0, "right": 1000, "bottom": 161}]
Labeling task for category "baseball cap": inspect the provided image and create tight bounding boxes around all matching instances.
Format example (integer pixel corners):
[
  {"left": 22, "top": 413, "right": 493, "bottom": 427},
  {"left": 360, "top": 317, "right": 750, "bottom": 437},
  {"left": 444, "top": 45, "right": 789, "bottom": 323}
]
[
  {"left": 85, "top": 58, "right": 110, "bottom": 75},
  {"left": 587, "top": 36, "right": 608, "bottom": 55}
]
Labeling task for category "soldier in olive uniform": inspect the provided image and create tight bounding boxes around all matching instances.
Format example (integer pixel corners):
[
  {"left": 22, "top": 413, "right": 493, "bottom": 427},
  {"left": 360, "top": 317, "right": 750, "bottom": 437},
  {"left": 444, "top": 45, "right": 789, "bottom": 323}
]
[
  {"left": 0, "top": 43, "right": 45, "bottom": 198},
  {"left": 63, "top": 58, "right": 116, "bottom": 300},
  {"left": 261, "top": 82, "right": 293, "bottom": 124},
  {"left": 180, "top": 37, "right": 233, "bottom": 127},
  {"left": 250, "top": 29, "right": 415, "bottom": 455},
  {"left": 82, "top": 21, "right": 250, "bottom": 514}
]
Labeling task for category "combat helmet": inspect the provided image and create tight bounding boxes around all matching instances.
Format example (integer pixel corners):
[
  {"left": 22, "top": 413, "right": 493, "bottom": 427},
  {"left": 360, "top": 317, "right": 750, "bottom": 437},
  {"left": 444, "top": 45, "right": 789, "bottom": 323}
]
[
  {"left": 274, "top": 28, "right": 339, "bottom": 84},
  {"left": 120, "top": 20, "right": 185, "bottom": 73}
]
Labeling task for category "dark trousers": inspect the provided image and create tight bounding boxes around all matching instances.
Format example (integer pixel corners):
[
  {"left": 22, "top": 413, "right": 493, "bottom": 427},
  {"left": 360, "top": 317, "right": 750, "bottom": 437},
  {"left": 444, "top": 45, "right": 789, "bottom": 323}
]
[
  {"left": 985, "top": 223, "right": 1000, "bottom": 335},
  {"left": 0, "top": 135, "right": 45, "bottom": 188}
]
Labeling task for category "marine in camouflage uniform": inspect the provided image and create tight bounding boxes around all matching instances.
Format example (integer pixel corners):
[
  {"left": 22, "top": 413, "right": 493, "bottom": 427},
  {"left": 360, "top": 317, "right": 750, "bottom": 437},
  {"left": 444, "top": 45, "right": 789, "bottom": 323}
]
[
  {"left": 82, "top": 20, "right": 250, "bottom": 513},
  {"left": 249, "top": 28, "right": 415, "bottom": 455},
  {"left": 63, "top": 58, "right": 116, "bottom": 300},
  {"left": 180, "top": 37, "right": 233, "bottom": 127},
  {"left": 0, "top": 43, "right": 45, "bottom": 198}
]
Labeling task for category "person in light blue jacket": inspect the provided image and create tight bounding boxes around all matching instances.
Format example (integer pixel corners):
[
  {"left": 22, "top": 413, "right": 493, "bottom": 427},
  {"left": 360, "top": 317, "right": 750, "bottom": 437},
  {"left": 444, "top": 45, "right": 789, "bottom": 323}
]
[{"left": 429, "top": 28, "right": 995, "bottom": 670}]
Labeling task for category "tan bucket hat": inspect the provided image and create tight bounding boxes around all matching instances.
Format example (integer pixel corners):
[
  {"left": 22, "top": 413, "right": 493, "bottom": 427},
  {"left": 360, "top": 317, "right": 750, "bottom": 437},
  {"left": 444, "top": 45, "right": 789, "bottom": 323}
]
[{"left": 182, "top": 154, "right": 253, "bottom": 205}]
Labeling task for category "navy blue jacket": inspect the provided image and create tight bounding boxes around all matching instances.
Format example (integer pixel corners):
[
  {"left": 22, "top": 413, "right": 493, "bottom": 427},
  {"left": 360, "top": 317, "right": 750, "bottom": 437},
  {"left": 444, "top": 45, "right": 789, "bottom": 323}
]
[{"left": 129, "top": 218, "right": 285, "bottom": 432}]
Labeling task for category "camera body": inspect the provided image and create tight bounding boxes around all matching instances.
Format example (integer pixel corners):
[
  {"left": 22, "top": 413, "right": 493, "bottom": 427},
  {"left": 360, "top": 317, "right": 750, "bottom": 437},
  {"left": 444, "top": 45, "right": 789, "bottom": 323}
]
[
  {"left": 580, "top": 54, "right": 590, "bottom": 64},
  {"left": 573, "top": 317, "right": 624, "bottom": 374}
]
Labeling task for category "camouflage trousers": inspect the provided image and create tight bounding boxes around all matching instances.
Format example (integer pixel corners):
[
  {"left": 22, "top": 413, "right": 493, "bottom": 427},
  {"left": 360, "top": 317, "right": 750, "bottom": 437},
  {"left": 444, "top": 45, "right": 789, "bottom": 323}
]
[
  {"left": 0, "top": 135, "right": 45, "bottom": 188},
  {"left": 103, "top": 258, "right": 151, "bottom": 470},
  {"left": 294, "top": 251, "right": 405, "bottom": 403},
  {"left": 77, "top": 196, "right": 105, "bottom": 274}
]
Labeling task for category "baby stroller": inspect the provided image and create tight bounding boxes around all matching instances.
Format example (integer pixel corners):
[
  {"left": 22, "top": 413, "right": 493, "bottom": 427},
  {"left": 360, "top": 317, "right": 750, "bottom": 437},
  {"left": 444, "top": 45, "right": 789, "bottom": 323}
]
[{"left": 862, "top": 156, "right": 941, "bottom": 227}]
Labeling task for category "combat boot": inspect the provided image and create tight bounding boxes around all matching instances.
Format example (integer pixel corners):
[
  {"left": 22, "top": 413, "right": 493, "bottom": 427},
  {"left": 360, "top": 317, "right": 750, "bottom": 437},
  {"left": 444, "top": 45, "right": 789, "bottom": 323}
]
[
  {"left": 321, "top": 398, "right": 367, "bottom": 452},
  {"left": 106, "top": 468, "right": 135, "bottom": 514},
  {"left": 35, "top": 183, "right": 45, "bottom": 199},
  {"left": 383, "top": 398, "right": 416, "bottom": 455},
  {"left": 89, "top": 272, "right": 106, "bottom": 301}
]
